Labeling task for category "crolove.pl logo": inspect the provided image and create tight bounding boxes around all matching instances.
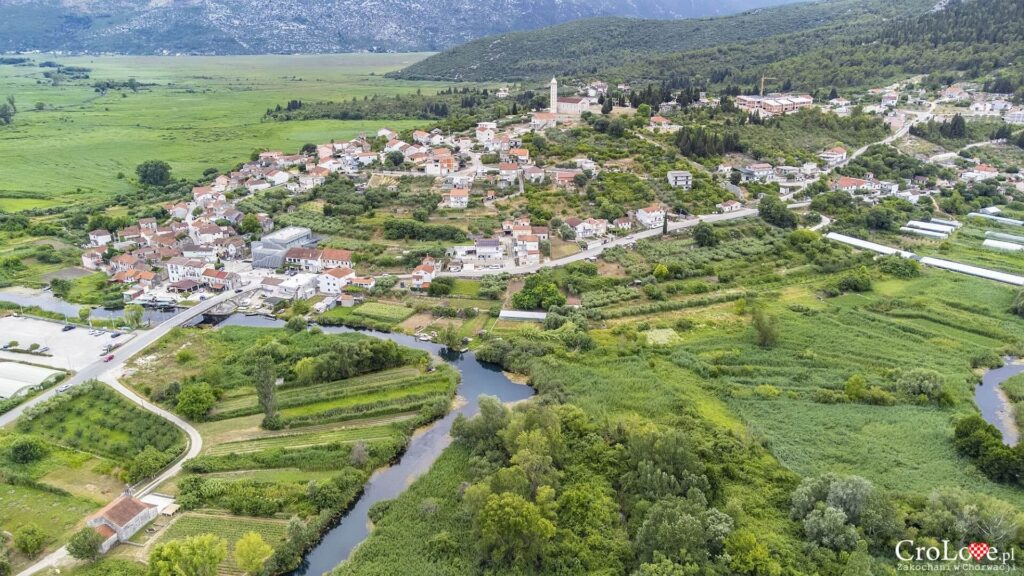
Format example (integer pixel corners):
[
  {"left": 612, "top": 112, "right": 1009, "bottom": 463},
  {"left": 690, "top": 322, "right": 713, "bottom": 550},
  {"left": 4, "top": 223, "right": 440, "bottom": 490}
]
[{"left": 896, "top": 540, "right": 1017, "bottom": 571}]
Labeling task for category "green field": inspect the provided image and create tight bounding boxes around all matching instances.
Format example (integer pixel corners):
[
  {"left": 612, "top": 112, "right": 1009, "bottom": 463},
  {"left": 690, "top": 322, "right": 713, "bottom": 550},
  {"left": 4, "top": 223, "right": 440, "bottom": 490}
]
[
  {"left": 120, "top": 325, "right": 457, "bottom": 572},
  {"left": 0, "top": 53, "right": 447, "bottom": 206},
  {"left": 340, "top": 221, "right": 1024, "bottom": 575}
]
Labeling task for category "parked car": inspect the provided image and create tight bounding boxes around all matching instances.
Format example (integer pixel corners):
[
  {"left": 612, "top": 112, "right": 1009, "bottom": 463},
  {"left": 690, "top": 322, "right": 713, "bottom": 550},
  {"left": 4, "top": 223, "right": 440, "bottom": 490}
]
[
  {"left": 234, "top": 288, "right": 244, "bottom": 293},
  {"left": 38, "top": 346, "right": 49, "bottom": 353},
  {"left": 110, "top": 332, "right": 121, "bottom": 339},
  {"left": 62, "top": 324, "right": 75, "bottom": 332},
  {"left": 56, "top": 384, "right": 70, "bottom": 393},
  {"left": 103, "top": 354, "right": 114, "bottom": 362}
]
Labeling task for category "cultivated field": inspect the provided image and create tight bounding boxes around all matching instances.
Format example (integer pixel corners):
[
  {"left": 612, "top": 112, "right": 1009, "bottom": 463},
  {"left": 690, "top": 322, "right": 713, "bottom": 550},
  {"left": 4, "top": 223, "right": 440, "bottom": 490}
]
[{"left": 0, "top": 53, "right": 447, "bottom": 207}]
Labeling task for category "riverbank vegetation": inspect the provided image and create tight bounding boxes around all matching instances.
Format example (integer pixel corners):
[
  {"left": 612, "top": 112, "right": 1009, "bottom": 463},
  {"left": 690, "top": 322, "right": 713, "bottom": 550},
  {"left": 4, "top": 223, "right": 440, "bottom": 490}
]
[{"left": 338, "top": 218, "right": 1024, "bottom": 575}]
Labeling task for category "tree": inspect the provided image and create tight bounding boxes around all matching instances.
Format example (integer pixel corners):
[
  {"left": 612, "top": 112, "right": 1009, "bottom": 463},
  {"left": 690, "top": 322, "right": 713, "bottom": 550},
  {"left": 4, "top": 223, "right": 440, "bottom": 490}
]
[
  {"left": 239, "top": 214, "right": 261, "bottom": 235},
  {"left": 601, "top": 98, "right": 613, "bottom": 114},
  {"left": 293, "top": 356, "right": 319, "bottom": 386},
  {"left": 13, "top": 524, "right": 45, "bottom": 557},
  {"left": 802, "top": 506, "right": 858, "bottom": 551},
  {"left": 176, "top": 382, "right": 216, "bottom": 420},
  {"left": 477, "top": 492, "right": 555, "bottom": 567},
  {"left": 8, "top": 437, "right": 46, "bottom": 463},
  {"left": 233, "top": 532, "right": 273, "bottom": 575},
  {"left": 128, "top": 445, "right": 168, "bottom": 482},
  {"left": 67, "top": 527, "right": 104, "bottom": 561},
  {"left": 149, "top": 534, "right": 227, "bottom": 576},
  {"left": 752, "top": 308, "right": 778, "bottom": 348},
  {"left": 253, "top": 354, "right": 279, "bottom": 429},
  {"left": 726, "top": 530, "right": 782, "bottom": 576},
  {"left": 438, "top": 324, "right": 461, "bottom": 349},
  {"left": 758, "top": 194, "right": 797, "bottom": 228},
  {"left": 78, "top": 307, "right": 91, "bottom": 323},
  {"left": 636, "top": 103, "right": 652, "bottom": 118},
  {"left": 135, "top": 160, "right": 172, "bottom": 186},
  {"left": 285, "top": 315, "right": 307, "bottom": 333},
  {"left": 693, "top": 222, "right": 718, "bottom": 247},
  {"left": 608, "top": 118, "right": 626, "bottom": 137},
  {"left": 428, "top": 276, "right": 454, "bottom": 296},
  {"left": 124, "top": 304, "right": 144, "bottom": 328}
]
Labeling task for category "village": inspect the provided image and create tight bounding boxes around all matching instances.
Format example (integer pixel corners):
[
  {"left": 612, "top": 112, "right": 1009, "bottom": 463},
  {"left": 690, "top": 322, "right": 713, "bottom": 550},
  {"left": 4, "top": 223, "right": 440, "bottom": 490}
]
[{"left": 76, "top": 75, "right": 1024, "bottom": 315}]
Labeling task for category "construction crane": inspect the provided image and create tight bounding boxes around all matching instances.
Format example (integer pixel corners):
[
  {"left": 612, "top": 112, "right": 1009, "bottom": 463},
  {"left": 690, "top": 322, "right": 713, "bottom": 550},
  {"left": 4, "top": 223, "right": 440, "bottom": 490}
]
[{"left": 760, "top": 75, "right": 777, "bottom": 97}]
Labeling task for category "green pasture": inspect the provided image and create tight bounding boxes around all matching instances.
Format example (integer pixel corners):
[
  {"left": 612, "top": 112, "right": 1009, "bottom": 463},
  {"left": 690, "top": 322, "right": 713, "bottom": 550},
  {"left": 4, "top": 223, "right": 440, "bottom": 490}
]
[{"left": 0, "top": 53, "right": 446, "bottom": 204}]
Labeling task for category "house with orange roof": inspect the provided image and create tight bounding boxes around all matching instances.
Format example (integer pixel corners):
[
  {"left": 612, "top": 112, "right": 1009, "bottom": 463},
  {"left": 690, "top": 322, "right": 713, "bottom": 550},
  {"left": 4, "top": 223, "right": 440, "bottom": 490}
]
[{"left": 87, "top": 493, "right": 159, "bottom": 554}]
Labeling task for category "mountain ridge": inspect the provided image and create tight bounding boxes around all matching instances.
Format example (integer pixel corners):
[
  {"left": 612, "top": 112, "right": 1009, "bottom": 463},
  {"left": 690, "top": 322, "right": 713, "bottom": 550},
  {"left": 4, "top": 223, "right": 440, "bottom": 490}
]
[
  {"left": 388, "top": 0, "right": 938, "bottom": 82},
  {"left": 0, "top": 0, "right": 810, "bottom": 54}
]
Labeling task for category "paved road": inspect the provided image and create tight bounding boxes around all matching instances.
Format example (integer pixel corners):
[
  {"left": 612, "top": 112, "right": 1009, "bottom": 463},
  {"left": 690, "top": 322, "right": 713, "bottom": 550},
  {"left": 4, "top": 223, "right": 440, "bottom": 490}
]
[
  {"left": 11, "top": 288, "right": 255, "bottom": 576},
  {"left": 440, "top": 208, "right": 759, "bottom": 278}
]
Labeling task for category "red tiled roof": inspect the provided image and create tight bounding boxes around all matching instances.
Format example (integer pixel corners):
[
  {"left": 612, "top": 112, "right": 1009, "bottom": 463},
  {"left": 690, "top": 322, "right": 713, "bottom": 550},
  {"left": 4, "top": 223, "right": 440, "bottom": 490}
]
[{"left": 87, "top": 495, "right": 155, "bottom": 528}]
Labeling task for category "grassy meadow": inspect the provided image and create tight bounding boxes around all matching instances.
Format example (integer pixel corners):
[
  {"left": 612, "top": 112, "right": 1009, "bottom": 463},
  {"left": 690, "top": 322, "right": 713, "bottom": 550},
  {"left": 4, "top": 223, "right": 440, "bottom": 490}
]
[{"left": 0, "top": 53, "right": 448, "bottom": 207}]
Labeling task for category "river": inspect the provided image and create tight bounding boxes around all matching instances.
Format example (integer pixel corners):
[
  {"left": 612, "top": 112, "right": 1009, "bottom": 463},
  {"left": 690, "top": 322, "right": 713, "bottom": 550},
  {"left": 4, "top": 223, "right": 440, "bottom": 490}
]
[
  {"left": 974, "top": 357, "right": 1024, "bottom": 446},
  {"left": 215, "top": 315, "right": 535, "bottom": 576},
  {"left": 0, "top": 287, "right": 180, "bottom": 323}
]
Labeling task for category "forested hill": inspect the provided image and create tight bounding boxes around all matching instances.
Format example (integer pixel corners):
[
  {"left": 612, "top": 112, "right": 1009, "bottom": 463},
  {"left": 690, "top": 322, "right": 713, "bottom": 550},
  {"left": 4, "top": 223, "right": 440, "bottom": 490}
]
[
  {"left": 0, "top": 0, "right": 808, "bottom": 55},
  {"left": 387, "top": 0, "right": 935, "bottom": 82},
  {"left": 625, "top": 0, "right": 1024, "bottom": 93}
]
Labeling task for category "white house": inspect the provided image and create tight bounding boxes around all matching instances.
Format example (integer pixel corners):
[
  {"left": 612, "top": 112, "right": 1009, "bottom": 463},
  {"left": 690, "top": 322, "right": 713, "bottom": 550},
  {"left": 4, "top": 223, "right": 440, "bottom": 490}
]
[
  {"left": 819, "top": 147, "right": 847, "bottom": 166},
  {"left": 960, "top": 164, "right": 1000, "bottom": 182},
  {"left": 475, "top": 239, "right": 504, "bottom": 260},
  {"left": 666, "top": 171, "right": 692, "bottom": 189},
  {"left": 447, "top": 188, "right": 469, "bottom": 209},
  {"left": 265, "top": 170, "right": 291, "bottom": 186},
  {"left": 636, "top": 204, "right": 666, "bottom": 229},
  {"left": 87, "top": 494, "right": 159, "bottom": 554},
  {"left": 89, "top": 229, "right": 113, "bottom": 247},
  {"left": 411, "top": 264, "right": 435, "bottom": 290},
  {"left": 165, "top": 257, "right": 206, "bottom": 283},
  {"left": 717, "top": 199, "right": 743, "bottom": 213},
  {"left": 318, "top": 267, "right": 355, "bottom": 294}
]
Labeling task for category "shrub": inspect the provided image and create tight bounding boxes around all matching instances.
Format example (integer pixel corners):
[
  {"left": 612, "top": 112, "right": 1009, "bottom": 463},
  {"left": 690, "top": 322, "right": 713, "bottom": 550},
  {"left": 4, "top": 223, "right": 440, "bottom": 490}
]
[
  {"left": 14, "top": 524, "right": 45, "bottom": 557},
  {"left": 8, "top": 437, "right": 46, "bottom": 463}
]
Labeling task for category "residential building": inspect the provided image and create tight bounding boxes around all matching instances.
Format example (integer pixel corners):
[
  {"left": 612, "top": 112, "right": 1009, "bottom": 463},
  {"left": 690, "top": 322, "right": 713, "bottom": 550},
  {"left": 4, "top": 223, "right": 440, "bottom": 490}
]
[
  {"left": 318, "top": 267, "right": 355, "bottom": 294},
  {"left": 411, "top": 264, "right": 435, "bottom": 290},
  {"left": 819, "top": 147, "right": 848, "bottom": 166},
  {"left": 165, "top": 257, "right": 206, "bottom": 283},
  {"left": 86, "top": 493, "right": 159, "bottom": 554},
  {"left": 636, "top": 204, "right": 666, "bottom": 229},
  {"left": 717, "top": 199, "right": 743, "bottom": 213},
  {"left": 89, "top": 229, "right": 113, "bottom": 247},
  {"left": 666, "top": 171, "right": 693, "bottom": 189},
  {"left": 447, "top": 188, "right": 469, "bottom": 209}
]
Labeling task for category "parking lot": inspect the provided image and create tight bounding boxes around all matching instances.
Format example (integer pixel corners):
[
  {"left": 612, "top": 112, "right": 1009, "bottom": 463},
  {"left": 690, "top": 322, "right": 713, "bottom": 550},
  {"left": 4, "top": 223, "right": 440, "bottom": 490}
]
[{"left": 0, "top": 316, "right": 136, "bottom": 371}]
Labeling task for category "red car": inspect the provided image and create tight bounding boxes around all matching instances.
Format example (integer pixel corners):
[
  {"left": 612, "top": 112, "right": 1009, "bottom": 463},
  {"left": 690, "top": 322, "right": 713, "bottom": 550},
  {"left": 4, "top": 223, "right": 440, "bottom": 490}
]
[{"left": 103, "top": 354, "right": 114, "bottom": 362}]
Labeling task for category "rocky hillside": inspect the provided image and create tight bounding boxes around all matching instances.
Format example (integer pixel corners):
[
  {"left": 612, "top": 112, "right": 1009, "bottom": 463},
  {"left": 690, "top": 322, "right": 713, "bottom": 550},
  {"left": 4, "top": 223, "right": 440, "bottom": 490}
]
[{"left": 0, "top": 0, "right": 810, "bottom": 54}]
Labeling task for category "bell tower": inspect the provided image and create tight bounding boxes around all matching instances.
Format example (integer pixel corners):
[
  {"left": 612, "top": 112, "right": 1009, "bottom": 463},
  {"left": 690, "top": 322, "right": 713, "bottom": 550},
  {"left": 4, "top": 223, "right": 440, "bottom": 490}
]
[{"left": 550, "top": 77, "right": 558, "bottom": 114}]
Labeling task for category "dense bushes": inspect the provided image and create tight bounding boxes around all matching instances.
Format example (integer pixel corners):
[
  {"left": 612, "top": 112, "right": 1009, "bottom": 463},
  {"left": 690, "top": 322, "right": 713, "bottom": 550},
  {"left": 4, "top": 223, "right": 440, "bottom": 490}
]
[{"left": 953, "top": 415, "right": 1024, "bottom": 486}]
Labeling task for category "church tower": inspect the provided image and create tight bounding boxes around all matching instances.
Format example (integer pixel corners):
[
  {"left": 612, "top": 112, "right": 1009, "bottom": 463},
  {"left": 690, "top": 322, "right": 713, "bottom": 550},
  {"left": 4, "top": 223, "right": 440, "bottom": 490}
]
[{"left": 550, "top": 77, "right": 558, "bottom": 114}]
